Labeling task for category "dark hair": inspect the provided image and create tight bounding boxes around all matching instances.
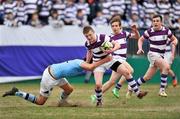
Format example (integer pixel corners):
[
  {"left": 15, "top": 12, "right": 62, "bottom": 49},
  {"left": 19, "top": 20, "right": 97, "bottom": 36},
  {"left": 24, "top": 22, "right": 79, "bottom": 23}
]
[
  {"left": 83, "top": 26, "right": 94, "bottom": 34},
  {"left": 110, "top": 16, "right": 121, "bottom": 26},
  {"left": 153, "top": 14, "right": 163, "bottom": 21}
]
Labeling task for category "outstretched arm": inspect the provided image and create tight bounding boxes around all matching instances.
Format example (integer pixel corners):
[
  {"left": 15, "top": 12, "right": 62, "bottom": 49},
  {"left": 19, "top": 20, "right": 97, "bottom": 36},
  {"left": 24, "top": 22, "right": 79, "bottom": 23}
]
[
  {"left": 137, "top": 36, "right": 145, "bottom": 55},
  {"left": 170, "top": 35, "right": 178, "bottom": 61},
  {"left": 130, "top": 24, "right": 140, "bottom": 40},
  {"left": 81, "top": 55, "right": 112, "bottom": 71}
]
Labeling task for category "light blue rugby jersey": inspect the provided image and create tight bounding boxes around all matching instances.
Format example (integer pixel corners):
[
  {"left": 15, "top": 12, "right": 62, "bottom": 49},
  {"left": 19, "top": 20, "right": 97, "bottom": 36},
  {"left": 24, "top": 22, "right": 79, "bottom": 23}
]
[{"left": 50, "top": 59, "right": 84, "bottom": 79}]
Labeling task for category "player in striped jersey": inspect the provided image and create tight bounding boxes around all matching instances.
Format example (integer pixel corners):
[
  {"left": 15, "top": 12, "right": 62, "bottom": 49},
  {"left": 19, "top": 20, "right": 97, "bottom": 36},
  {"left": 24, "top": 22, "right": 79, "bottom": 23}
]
[
  {"left": 133, "top": 15, "right": 178, "bottom": 97},
  {"left": 83, "top": 26, "right": 147, "bottom": 107},
  {"left": 2, "top": 57, "right": 111, "bottom": 107},
  {"left": 90, "top": 16, "right": 140, "bottom": 99},
  {"left": 108, "top": 16, "right": 140, "bottom": 98}
]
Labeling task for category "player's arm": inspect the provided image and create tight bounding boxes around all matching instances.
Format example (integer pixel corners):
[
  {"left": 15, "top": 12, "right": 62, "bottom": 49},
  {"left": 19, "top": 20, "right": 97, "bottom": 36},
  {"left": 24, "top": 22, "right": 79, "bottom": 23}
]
[
  {"left": 170, "top": 35, "right": 178, "bottom": 60},
  {"left": 129, "top": 24, "right": 140, "bottom": 40},
  {"left": 81, "top": 56, "right": 112, "bottom": 71},
  {"left": 86, "top": 50, "right": 93, "bottom": 63},
  {"left": 137, "top": 36, "right": 145, "bottom": 54},
  {"left": 111, "top": 40, "right": 121, "bottom": 52}
]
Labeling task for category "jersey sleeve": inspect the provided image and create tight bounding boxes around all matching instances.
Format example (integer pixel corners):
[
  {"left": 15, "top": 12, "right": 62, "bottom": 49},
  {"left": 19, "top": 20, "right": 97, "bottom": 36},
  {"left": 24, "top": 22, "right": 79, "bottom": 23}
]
[
  {"left": 167, "top": 29, "right": 173, "bottom": 38},
  {"left": 125, "top": 31, "right": 131, "bottom": 39},
  {"left": 143, "top": 30, "right": 150, "bottom": 39}
]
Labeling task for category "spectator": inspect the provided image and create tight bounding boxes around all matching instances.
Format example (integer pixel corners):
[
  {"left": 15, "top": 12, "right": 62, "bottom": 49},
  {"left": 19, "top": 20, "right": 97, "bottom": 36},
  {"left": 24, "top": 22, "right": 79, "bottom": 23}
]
[
  {"left": 48, "top": 9, "right": 64, "bottom": 28},
  {"left": 109, "top": 0, "right": 125, "bottom": 17},
  {"left": 172, "top": 0, "right": 180, "bottom": 20},
  {"left": 92, "top": 10, "right": 108, "bottom": 27},
  {"left": 156, "top": 0, "right": 171, "bottom": 17},
  {"left": 87, "top": 0, "right": 101, "bottom": 25},
  {"left": 63, "top": 0, "right": 77, "bottom": 25},
  {"left": 144, "top": 12, "right": 155, "bottom": 28},
  {"left": 74, "top": 9, "right": 89, "bottom": 27},
  {"left": 126, "top": 0, "right": 144, "bottom": 20},
  {"left": 24, "top": 0, "right": 42, "bottom": 24},
  {"left": 75, "top": 0, "right": 89, "bottom": 16},
  {"left": 39, "top": 0, "right": 52, "bottom": 25},
  {"left": 52, "top": 0, "right": 65, "bottom": 20},
  {"left": 3, "top": 0, "right": 16, "bottom": 18},
  {"left": 128, "top": 12, "right": 144, "bottom": 28},
  {"left": 100, "top": 0, "right": 112, "bottom": 22},
  {"left": 143, "top": 0, "right": 157, "bottom": 19},
  {"left": 14, "top": 0, "right": 27, "bottom": 25},
  {"left": 4, "top": 11, "right": 19, "bottom": 27},
  {"left": 172, "top": 17, "right": 180, "bottom": 29},
  {"left": 28, "top": 12, "right": 42, "bottom": 27},
  {"left": 163, "top": 12, "right": 173, "bottom": 28}
]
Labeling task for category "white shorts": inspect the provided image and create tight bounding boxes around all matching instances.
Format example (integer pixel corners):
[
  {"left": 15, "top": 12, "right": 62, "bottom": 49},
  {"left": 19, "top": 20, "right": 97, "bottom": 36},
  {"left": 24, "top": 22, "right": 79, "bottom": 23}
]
[
  {"left": 113, "top": 55, "right": 126, "bottom": 63},
  {"left": 147, "top": 52, "right": 163, "bottom": 67},
  {"left": 93, "top": 58, "right": 119, "bottom": 72},
  {"left": 164, "top": 51, "right": 172, "bottom": 64},
  {"left": 40, "top": 67, "right": 69, "bottom": 97}
]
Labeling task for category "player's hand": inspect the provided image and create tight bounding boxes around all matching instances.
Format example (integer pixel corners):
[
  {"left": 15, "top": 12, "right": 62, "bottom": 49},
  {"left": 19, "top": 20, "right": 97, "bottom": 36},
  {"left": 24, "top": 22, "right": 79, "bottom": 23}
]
[
  {"left": 137, "top": 49, "right": 144, "bottom": 55},
  {"left": 104, "top": 48, "right": 113, "bottom": 54},
  {"left": 106, "top": 55, "right": 112, "bottom": 61},
  {"left": 131, "top": 24, "right": 138, "bottom": 31}
]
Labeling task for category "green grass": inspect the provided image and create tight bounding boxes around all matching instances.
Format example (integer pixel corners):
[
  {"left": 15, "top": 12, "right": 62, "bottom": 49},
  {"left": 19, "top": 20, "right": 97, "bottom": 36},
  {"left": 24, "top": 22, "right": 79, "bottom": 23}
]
[{"left": 0, "top": 81, "right": 180, "bottom": 119}]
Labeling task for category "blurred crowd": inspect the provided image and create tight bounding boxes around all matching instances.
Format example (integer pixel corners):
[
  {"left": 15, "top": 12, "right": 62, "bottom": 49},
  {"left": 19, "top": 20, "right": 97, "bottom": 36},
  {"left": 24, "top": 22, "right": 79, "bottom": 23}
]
[{"left": 0, "top": 0, "right": 180, "bottom": 29}]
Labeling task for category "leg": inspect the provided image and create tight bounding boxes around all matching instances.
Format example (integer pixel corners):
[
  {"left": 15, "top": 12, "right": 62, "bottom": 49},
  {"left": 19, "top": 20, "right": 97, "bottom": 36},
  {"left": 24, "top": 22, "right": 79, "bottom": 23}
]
[
  {"left": 116, "top": 61, "right": 133, "bottom": 88},
  {"left": 136, "top": 66, "right": 157, "bottom": 86},
  {"left": 102, "top": 71, "right": 121, "bottom": 93},
  {"left": 84, "top": 71, "right": 93, "bottom": 83},
  {"left": 94, "top": 71, "right": 104, "bottom": 106},
  {"left": 112, "top": 75, "right": 125, "bottom": 98},
  {"left": 116, "top": 63, "right": 147, "bottom": 99},
  {"left": 2, "top": 87, "right": 47, "bottom": 105},
  {"left": 113, "top": 61, "right": 133, "bottom": 98},
  {"left": 168, "top": 68, "right": 177, "bottom": 87},
  {"left": 155, "top": 58, "right": 170, "bottom": 96},
  {"left": 59, "top": 83, "right": 73, "bottom": 101},
  {"left": 57, "top": 83, "right": 76, "bottom": 107}
]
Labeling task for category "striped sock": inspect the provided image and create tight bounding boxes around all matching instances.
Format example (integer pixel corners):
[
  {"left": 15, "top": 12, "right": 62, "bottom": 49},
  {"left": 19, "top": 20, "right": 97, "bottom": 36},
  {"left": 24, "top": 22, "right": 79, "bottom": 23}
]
[
  {"left": 115, "top": 83, "right": 122, "bottom": 90},
  {"left": 136, "top": 77, "right": 146, "bottom": 86},
  {"left": 127, "top": 78, "right": 140, "bottom": 96},
  {"left": 160, "top": 74, "right": 167, "bottom": 92},
  {"left": 15, "top": 91, "right": 36, "bottom": 103},
  {"left": 95, "top": 89, "right": 102, "bottom": 103}
]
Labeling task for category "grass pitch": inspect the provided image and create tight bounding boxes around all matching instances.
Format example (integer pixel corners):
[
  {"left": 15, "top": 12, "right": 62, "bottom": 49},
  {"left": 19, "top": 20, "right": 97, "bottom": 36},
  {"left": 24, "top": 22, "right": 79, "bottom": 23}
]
[{"left": 0, "top": 80, "right": 180, "bottom": 119}]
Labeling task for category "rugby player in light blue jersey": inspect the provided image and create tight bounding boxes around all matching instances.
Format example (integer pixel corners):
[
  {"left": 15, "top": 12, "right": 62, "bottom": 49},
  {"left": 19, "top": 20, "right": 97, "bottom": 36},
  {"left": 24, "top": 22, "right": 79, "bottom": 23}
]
[{"left": 2, "top": 56, "right": 112, "bottom": 107}]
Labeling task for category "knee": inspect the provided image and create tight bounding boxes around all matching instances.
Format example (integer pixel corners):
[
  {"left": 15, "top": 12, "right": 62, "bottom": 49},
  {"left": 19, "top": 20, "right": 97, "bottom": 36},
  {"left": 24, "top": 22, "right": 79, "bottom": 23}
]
[
  {"left": 36, "top": 100, "right": 46, "bottom": 105},
  {"left": 96, "top": 84, "right": 102, "bottom": 90},
  {"left": 123, "top": 70, "right": 131, "bottom": 78},
  {"left": 68, "top": 86, "right": 74, "bottom": 94},
  {"left": 130, "top": 68, "right": 134, "bottom": 74},
  {"left": 164, "top": 65, "right": 170, "bottom": 72}
]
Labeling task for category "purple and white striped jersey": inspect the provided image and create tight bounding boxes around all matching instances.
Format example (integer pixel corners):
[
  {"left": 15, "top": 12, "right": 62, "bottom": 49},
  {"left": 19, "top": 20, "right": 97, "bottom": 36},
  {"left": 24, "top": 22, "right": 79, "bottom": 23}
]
[
  {"left": 110, "top": 31, "right": 131, "bottom": 60},
  {"left": 143, "top": 26, "right": 173, "bottom": 56},
  {"left": 85, "top": 34, "right": 110, "bottom": 62}
]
